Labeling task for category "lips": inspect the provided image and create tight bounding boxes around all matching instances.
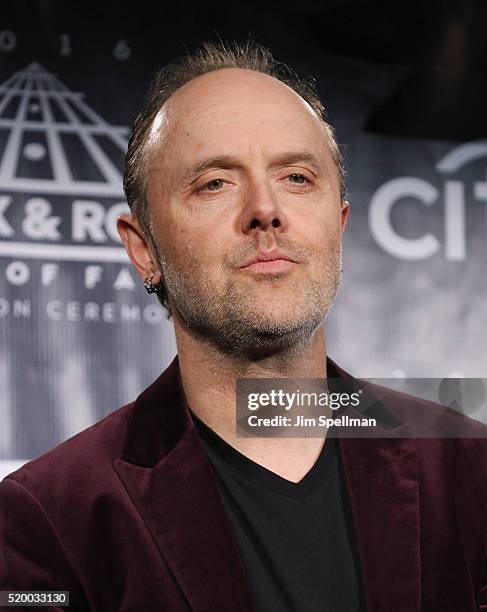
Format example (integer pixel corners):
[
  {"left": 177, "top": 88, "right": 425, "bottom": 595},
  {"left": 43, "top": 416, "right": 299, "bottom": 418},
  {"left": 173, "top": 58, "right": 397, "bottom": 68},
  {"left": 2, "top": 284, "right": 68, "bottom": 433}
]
[{"left": 240, "top": 249, "right": 296, "bottom": 269}]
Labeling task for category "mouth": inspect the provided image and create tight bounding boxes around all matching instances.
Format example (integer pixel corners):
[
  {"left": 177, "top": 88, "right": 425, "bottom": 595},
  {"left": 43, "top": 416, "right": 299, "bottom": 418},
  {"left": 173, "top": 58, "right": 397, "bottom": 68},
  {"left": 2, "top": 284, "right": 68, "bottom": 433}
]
[
  {"left": 240, "top": 259, "right": 298, "bottom": 274},
  {"left": 239, "top": 249, "right": 298, "bottom": 275}
]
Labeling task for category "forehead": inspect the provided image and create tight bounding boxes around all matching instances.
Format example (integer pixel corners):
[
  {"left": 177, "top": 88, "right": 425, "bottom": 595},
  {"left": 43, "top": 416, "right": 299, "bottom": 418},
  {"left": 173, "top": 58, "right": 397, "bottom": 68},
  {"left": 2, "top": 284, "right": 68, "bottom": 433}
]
[
  {"left": 149, "top": 68, "right": 331, "bottom": 161},
  {"left": 166, "top": 68, "right": 316, "bottom": 117}
]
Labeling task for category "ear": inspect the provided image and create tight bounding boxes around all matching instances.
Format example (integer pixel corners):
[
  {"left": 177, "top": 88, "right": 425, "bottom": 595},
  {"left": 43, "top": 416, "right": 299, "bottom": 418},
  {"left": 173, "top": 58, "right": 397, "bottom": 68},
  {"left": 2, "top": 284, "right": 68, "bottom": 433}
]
[
  {"left": 117, "top": 214, "right": 162, "bottom": 284},
  {"left": 340, "top": 200, "right": 350, "bottom": 234}
]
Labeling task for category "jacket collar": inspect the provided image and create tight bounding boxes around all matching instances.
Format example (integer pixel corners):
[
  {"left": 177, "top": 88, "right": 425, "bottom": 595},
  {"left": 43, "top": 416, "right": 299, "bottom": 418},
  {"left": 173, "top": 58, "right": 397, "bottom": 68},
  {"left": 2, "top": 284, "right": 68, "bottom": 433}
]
[{"left": 114, "top": 354, "right": 420, "bottom": 612}]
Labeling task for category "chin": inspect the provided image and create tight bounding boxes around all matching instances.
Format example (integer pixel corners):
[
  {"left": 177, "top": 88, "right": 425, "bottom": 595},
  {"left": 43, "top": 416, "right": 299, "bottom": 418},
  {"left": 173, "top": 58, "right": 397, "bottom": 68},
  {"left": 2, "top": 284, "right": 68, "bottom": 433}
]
[
  {"left": 247, "top": 305, "right": 321, "bottom": 331},
  {"left": 249, "top": 302, "right": 297, "bottom": 321}
]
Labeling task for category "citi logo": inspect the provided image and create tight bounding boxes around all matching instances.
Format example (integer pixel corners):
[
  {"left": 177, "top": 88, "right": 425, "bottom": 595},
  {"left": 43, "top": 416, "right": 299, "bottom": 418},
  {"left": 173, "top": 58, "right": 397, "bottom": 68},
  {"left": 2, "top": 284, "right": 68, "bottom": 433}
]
[{"left": 369, "top": 143, "right": 487, "bottom": 261}]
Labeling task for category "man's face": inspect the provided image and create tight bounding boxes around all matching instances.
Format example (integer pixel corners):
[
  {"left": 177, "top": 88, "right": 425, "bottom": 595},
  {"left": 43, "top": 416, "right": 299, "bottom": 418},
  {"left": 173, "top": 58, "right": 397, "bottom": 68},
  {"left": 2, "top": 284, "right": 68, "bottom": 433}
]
[{"left": 145, "top": 68, "right": 349, "bottom": 356}]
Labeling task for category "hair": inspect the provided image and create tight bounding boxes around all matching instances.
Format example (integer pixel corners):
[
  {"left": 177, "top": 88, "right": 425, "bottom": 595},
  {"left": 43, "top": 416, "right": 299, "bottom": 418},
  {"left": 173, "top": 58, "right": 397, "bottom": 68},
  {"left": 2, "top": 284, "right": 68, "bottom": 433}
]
[{"left": 123, "top": 40, "right": 347, "bottom": 313}]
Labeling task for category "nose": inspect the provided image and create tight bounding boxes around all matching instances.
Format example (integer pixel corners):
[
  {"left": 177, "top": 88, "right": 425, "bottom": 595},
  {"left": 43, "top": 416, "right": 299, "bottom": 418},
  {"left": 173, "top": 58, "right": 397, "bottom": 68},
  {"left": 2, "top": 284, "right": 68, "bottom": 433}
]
[
  {"left": 250, "top": 217, "right": 281, "bottom": 230},
  {"left": 240, "top": 178, "right": 288, "bottom": 235}
]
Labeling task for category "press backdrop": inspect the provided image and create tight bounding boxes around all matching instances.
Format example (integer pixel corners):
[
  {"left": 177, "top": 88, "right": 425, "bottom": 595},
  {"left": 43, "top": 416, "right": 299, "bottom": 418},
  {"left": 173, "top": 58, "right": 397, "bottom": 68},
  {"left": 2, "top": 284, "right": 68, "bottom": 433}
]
[{"left": 1, "top": 1, "right": 485, "bottom": 472}]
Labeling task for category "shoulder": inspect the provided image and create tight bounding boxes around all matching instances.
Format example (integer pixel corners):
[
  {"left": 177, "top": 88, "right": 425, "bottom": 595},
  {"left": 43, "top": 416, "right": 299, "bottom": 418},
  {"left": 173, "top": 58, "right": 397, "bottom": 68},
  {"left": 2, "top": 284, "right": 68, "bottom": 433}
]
[{"left": 363, "top": 380, "right": 487, "bottom": 506}]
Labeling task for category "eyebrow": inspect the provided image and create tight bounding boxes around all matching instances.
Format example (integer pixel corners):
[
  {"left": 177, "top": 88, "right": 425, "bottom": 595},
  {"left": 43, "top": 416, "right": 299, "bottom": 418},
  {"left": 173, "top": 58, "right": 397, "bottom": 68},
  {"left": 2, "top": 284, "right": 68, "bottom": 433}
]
[{"left": 180, "top": 151, "right": 326, "bottom": 185}]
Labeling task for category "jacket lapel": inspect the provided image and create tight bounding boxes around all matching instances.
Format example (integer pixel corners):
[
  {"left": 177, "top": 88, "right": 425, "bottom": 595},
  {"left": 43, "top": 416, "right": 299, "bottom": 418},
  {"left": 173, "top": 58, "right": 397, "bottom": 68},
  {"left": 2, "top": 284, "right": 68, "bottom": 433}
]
[
  {"left": 329, "top": 359, "right": 421, "bottom": 612},
  {"left": 338, "top": 433, "right": 420, "bottom": 612},
  {"left": 113, "top": 355, "right": 253, "bottom": 611}
]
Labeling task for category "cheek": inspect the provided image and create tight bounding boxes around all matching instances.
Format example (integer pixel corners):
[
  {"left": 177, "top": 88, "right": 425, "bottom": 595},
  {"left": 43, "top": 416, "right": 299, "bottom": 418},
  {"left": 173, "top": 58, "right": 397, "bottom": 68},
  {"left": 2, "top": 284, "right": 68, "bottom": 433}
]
[
  {"left": 295, "top": 208, "right": 341, "bottom": 250},
  {"left": 161, "top": 218, "right": 226, "bottom": 275},
  {"left": 308, "top": 228, "right": 342, "bottom": 274},
  {"left": 153, "top": 205, "right": 196, "bottom": 259}
]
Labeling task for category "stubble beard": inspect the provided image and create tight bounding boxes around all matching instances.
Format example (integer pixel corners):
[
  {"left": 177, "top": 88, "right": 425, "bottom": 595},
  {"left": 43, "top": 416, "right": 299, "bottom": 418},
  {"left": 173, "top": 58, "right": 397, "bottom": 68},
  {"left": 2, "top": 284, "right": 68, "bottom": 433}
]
[{"left": 154, "top": 240, "right": 343, "bottom": 359}]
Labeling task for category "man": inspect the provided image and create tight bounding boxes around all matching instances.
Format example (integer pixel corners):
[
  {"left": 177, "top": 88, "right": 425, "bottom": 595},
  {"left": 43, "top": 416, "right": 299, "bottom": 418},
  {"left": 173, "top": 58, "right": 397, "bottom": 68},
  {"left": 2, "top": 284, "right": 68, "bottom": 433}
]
[{"left": 0, "top": 41, "right": 486, "bottom": 611}]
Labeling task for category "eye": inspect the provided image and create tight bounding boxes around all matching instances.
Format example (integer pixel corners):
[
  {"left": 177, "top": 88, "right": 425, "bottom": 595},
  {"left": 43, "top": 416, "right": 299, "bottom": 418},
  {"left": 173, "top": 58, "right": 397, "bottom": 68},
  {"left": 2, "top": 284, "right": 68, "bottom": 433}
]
[
  {"left": 287, "top": 173, "right": 309, "bottom": 184},
  {"left": 201, "top": 178, "right": 225, "bottom": 192}
]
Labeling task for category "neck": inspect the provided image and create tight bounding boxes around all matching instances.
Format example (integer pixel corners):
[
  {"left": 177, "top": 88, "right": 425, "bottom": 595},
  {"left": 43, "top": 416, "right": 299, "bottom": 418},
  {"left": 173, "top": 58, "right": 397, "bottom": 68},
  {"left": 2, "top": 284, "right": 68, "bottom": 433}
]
[{"left": 172, "top": 311, "right": 329, "bottom": 481}]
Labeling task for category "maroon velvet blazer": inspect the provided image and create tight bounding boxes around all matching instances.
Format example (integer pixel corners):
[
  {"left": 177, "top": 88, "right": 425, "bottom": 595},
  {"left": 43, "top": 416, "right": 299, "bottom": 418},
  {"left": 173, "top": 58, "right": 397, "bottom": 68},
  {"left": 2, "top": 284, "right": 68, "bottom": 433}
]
[{"left": 0, "top": 355, "right": 486, "bottom": 611}]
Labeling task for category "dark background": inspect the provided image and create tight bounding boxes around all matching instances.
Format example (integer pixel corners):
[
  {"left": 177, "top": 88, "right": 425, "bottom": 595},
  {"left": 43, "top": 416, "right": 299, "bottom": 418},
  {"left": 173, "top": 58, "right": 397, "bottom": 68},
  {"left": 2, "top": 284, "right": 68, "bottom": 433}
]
[{"left": 3, "top": 0, "right": 487, "bottom": 141}]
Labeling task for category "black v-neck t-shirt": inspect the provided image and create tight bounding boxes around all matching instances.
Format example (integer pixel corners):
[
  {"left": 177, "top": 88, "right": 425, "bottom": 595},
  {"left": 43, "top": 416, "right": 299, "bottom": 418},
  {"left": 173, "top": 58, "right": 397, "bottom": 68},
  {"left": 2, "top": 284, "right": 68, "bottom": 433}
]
[{"left": 190, "top": 411, "right": 366, "bottom": 612}]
